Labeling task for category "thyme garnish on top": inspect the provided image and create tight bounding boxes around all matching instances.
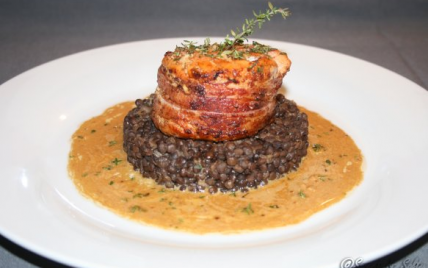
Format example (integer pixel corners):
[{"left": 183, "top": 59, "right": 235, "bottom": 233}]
[{"left": 175, "top": 2, "right": 290, "bottom": 60}]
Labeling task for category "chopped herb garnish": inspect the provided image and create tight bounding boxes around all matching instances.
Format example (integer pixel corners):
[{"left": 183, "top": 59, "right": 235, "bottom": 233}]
[
  {"left": 111, "top": 158, "right": 122, "bottom": 166},
  {"left": 103, "top": 165, "right": 113, "bottom": 170},
  {"left": 91, "top": 129, "right": 96, "bottom": 133},
  {"left": 248, "top": 62, "right": 257, "bottom": 70},
  {"left": 133, "top": 193, "right": 150, "bottom": 198},
  {"left": 257, "top": 66, "right": 264, "bottom": 73},
  {"left": 298, "top": 190, "right": 306, "bottom": 198},
  {"left": 158, "top": 188, "right": 166, "bottom": 193},
  {"left": 168, "top": 201, "right": 177, "bottom": 209},
  {"left": 269, "top": 204, "right": 279, "bottom": 209},
  {"left": 108, "top": 140, "right": 117, "bottom": 147},
  {"left": 129, "top": 205, "right": 146, "bottom": 213},
  {"left": 173, "top": 51, "right": 182, "bottom": 61},
  {"left": 318, "top": 175, "right": 327, "bottom": 181},
  {"left": 77, "top": 135, "right": 84, "bottom": 139},
  {"left": 229, "top": 192, "right": 237, "bottom": 197},
  {"left": 312, "top": 143, "right": 324, "bottom": 152},
  {"left": 250, "top": 42, "right": 274, "bottom": 54},
  {"left": 199, "top": 195, "right": 206, "bottom": 199},
  {"left": 232, "top": 49, "right": 244, "bottom": 59},
  {"left": 242, "top": 203, "right": 254, "bottom": 215},
  {"left": 325, "top": 159, "right": 332, "bottom": 165},
  {"left": 81, "top": 172, "right": 88, "bottom": 177},
  {"left": 109, "top": 181, "right": 114, "bottom": 185}
]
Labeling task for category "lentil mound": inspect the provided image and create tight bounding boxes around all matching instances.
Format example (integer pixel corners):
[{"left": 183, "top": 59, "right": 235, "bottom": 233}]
[{"left": 123, "top": 94, "right": 309, "bottom": 193}]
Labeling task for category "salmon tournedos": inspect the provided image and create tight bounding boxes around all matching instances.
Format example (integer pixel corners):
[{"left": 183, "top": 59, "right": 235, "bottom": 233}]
[{"left": 151, "top": 42, "right": 292, "bottom": 141}]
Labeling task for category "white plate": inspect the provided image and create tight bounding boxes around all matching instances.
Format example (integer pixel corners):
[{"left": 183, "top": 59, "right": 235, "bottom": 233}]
[{"left": 0, "top": 38, "right": 427, "bottom": 268}]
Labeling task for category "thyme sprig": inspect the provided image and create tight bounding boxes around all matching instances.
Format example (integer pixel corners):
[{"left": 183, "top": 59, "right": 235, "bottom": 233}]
[
  {"left": 227, "top": 2, "right": 290, "bottom": 47},
  {"left": 177, "top": 2, "right": 290, "bottom": 59}
]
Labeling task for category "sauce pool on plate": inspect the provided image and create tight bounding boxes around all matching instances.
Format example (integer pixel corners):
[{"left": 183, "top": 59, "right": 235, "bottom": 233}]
[{"left": 68, "top": 101, "right": 363, "bottom": 234}]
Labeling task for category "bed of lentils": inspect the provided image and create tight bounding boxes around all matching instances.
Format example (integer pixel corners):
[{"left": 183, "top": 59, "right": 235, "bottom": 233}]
[{"left": 123, "top": 94, "right": 309, "bottom": 194}]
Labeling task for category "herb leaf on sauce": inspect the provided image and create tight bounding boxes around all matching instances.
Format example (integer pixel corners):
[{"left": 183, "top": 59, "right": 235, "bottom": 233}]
[
  {"left": 103, "top": 165, "right": 113, "bottom": 170},
  {"left": 109, "top": 140, "right": 117, "bottom": 147},
  {"left": 242, "top": 203, "right": 254, "bottom": 215},
  {"left": 111, "top": 158, "right": 122, "bottom": 166},
  {"left": 133, "top": 193, "right": 150, "bottom": 198},
  {"left": 168, "top": 201, "right": 177, "bottom": 209},
  {"left": 298, "top": 190, "right": 307, "bottom": 198},
  {"left": 129, "top": 205, "right": 147, "bottom": 213},
  {"left": 312, "top": 143, "right": 324, "bottom": 152}
]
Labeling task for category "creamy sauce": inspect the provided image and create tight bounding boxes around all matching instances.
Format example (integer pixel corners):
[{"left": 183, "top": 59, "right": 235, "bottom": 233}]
[{"left": 68, "top": 101, "right": 363, "bottom": 234}]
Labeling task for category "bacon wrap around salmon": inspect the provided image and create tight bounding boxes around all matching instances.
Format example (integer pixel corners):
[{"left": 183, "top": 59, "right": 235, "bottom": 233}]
[{"left": 151, "top": 43, "right": 292, "bottom": 141}]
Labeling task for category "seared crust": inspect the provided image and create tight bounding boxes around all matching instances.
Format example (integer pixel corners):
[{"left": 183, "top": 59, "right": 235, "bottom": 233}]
[
  {"left": 152, "top": 90, "right": 276, "bottom": 140},
  {"left": 151, "top": 43, "right": 291, "bottom": 141}
]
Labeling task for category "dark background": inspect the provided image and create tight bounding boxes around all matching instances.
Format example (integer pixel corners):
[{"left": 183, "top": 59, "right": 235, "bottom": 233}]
[{"left": 1, "top": 0, "right": 427, "bottom": 267}]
